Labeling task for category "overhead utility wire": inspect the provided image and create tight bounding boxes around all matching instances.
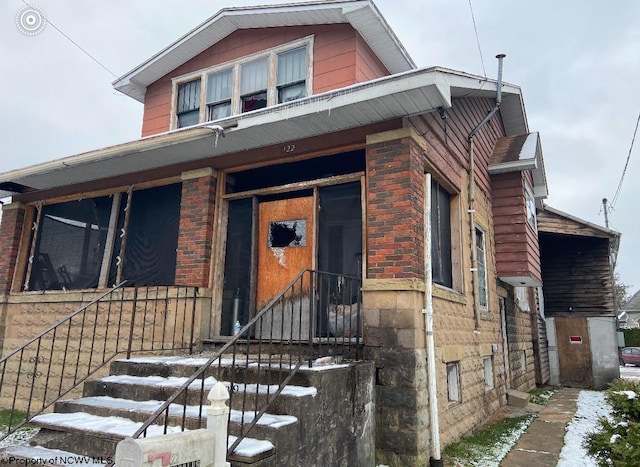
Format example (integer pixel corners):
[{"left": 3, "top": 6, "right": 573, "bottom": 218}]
[
  {"left": 468, "top": 0, "right": 487, "bottom": 77},
  {"left": 610, "top": 110, "right": 640, "bottom": 209},
  {"left": 23, "top": 0, "right": 118, "bottom": 79}
]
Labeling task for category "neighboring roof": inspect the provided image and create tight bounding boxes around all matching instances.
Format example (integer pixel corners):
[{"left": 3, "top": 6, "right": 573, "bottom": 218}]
[
  {"left": 112, "top": 0, "right": 415, "bottom": 102},
  {"left": 0, "top": 67, "right": 526, "bottom": 198},
  {"left": 623, "top": 290, "right": 640, "bottom": 313},
  {"left": 488, "top": 132, "right": 548, "bottom": 199},
  {"left": 537, "top": 204, "right": 621, "bottom": 265},
  {"left": 538, "top": 205, "right": 621, "bottom": 239}
]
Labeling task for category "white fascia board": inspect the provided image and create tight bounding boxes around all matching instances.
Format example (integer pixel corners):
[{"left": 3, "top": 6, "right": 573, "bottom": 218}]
[{"left": 113, "top": 0, "right": 414, "bottom": 102}]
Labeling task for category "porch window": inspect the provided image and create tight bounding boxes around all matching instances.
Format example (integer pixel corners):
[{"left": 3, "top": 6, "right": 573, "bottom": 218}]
[
  {"left": 431, "top": 179, "right": 452, "bottom": 288},
  {"left": 476, "top": 226, "right": 488, "bottom": 310},
  {"left": 25, "top": 183, "right": 182, "bottom": 291},
  {"left": 176, "top": 80, "right": 201, "bottom": 128}
]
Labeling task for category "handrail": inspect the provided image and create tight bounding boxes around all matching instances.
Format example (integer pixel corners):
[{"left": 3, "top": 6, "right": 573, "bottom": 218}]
[
  {"left": 130, "top": 269, "right": 362, "bottom": 460},
  {"left": 0, "top": 283, "right": 199, "bottom": 442}
]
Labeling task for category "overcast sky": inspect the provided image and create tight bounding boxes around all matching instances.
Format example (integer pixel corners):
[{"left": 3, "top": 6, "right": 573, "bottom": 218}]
[{"left": 1, "top": 0, "right": 638, "bottom": 295}]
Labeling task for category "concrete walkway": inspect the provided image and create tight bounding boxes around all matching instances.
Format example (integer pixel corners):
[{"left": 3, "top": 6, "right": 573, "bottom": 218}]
[{"left": 501, "top": 387, "right": 581, "bottom": 466}]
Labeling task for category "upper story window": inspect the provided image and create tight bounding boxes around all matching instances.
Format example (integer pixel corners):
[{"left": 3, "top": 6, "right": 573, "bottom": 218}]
[{"left": 172, "top": 38, "right": 312, "bottom": 129}]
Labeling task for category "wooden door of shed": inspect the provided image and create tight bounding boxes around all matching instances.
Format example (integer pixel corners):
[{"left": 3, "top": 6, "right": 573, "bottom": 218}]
[
  {"left": 555, "top": 316, "right": 593, "bottom": 388},
  {"left": 256, "top": 197, "right": 314, "bottom": 308}
]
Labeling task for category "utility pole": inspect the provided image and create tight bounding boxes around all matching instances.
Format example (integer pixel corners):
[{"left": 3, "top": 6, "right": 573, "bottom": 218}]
[{"left": 602, "top": 198, "right": 610, "bottom": 228}]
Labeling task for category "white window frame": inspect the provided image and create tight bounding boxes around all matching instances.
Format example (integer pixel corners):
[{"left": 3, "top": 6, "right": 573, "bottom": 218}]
[
  {"left": 170, "top": 36, "right": 314, "bottom": 129},
  {"left": 483, "top": 356, "right": 494, "bottom": 390},
  {"left": 515, "top": 286, "right": 531, "bottom": 312},
  {"left": 525, "top": 183, "right": 537, "bottom": 230},
  {"left": 475, "top": 226, "right": 489, "bottom": 311},
  {"left": 446, "top": 362, "right": 461, "bottom": 403}
]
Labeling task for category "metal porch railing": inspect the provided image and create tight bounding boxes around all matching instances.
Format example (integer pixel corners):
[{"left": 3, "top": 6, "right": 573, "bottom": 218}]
[
  {"left": 131, "top": 269, "right": 362, "bottom": 459},
  {"left": 0, "top": 282, "right": 199, "bottom": 441}
]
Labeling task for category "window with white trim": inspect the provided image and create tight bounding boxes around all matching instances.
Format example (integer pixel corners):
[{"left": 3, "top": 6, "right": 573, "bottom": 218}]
[
  {"left": 483, "top": 356, "right": 494, "bottom": 389},
  {"left": 525, "top": 183, "right": 537, "bottom": 230},
  {"left": 515, "top": 286, "right": 531, "bottom": 312},
  {"left": 173, "top": 38, "right": 312, "bottom": 128},
  {"left": 446, "top": 362, "right": 461, "bottom": 403},
  {"left": 475, "top": 226, "right": 488, "bottom": 310}
]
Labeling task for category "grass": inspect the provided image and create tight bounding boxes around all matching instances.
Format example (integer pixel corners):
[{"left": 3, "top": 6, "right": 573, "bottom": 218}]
[
  {"left": 443, "top": 414, "right": 534, "bottom": 466},
  {"left": 0, "top": 409, "right": 28, "bottom": 428},
  {"left": 528, "top": 386, "right": 556, "bottom": 406}
]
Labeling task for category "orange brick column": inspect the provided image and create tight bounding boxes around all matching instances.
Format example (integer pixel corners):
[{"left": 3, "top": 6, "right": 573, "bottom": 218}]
[
  {"left": 175, "top": 169, "right": 217, "bottom": 287},
  {"left": 366, "top": 129, "right": 425, "bottom": 279},
  {"left": 0, "top": 202, "right": 26, "bottom": 295}
]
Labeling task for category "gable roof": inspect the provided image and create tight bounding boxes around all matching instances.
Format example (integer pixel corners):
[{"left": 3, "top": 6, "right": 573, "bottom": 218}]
[
  {"left": 112, "top": 0, "right": 415, "bottom": 103},
  {"left": 488, "top": 132, "right": 548, "bottom": 199},
  {"left": 623, "top": 290, "right": 640, "bottom": 313}
]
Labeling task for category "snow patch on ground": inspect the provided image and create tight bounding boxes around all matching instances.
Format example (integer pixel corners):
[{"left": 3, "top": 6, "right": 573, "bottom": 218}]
[
  {"left": 557, "top": 390, "right": 612, "bottom": 467},
  {"left": 0, "top": 425, "right": 39, "bottom": 449}
]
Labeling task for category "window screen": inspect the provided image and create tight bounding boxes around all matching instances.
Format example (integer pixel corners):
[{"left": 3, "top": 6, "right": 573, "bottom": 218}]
[
  {"left": 122, "top": 184, "right": 182, "bottom": 286},
  {"left": 29, "top": 197, "right": 112, "bottom": 291}
]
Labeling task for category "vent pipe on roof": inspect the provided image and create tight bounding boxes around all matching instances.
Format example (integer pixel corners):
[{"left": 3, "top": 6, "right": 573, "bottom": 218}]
[{"left": 469, "top": 54, "right": 505, "bottom": 140}]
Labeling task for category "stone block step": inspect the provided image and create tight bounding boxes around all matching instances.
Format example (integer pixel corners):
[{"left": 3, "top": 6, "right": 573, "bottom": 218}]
[
  {"left": 28, "top": 412, "right": 275, "bottom": 461},
  {"left": 55, "top": 395, "right": 298, "bottom": 437},
  {"left": 83, "top": 374, "right": 317, "bottom": 414},
  {"left": 507, "top": 389, "right": 532, "bottom": 408},
  {"left": 110, "top": 355, "right": 344, "bottom": 388}
]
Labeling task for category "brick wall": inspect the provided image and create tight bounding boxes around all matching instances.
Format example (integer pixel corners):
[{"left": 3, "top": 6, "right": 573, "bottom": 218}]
[
  {"left": 0, "top": 203, "right": 26, "bottom": 295},
  {"left": 366, "top": 130, "right": 425, "bottom": 279},
  {"left": 176, "top": 169, "right": 217, "bottom": 287}
]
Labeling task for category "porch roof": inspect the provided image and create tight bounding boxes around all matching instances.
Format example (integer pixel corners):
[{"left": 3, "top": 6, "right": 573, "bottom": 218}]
[{"left": 0, "top": 67, "right": 526, "bottom": 198}]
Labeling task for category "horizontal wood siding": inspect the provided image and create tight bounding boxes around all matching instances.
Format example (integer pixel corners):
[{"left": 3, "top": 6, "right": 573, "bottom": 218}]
[
  {"left": 539, "top": 233, "right": 615, "bottom": 314},
  {"left": 492, "top": 172, "right": 541, "bottom": 282},
  {"left": 537, "top": 209, "right": 610, "bottom": 238},
  {"left": 354, "top": 33, "right": 389, "bottom": 82},
  {"left": 141, "top": 24, "right": 360, "bottom": 137},
  {"left": 408, "top": 96, "right": 505, "bottom": 194}
]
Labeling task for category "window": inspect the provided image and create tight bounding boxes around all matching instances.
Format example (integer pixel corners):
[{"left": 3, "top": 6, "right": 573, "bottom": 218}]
[
  {"left": 446, "top": 362, "right": 461, "bottom": 403},
  {"left": 515, "top": 287, "right": 530, "bottom": 312},
  {"left": 431, "top": 179, "right": 452, "bottom": 288},
  {"left": 25, "top": 184, "right": 182, "bottom": 291},
  {"left": 172, "top": 38, "right": 312, "bottom": 128},
  {"left": 206, "top": 69, "right": 232, "bottom": 121},
  {"left": 520, "top": 350, "right": 526, "bottom": 371},
  {"left": 277, "top": 47, "right": 307, "bottom": 103},
  {"left": 475, "top": 227, "right": 488, "bottom": 310},
  {"left": 176, "top": 80, "right": 201, "bottom": 128},
  {"left": 483, "top": 356, "right": 494, "bottom": 389},
  {"left": 525, "top": 183, "right": 536, "bottom": 230}
]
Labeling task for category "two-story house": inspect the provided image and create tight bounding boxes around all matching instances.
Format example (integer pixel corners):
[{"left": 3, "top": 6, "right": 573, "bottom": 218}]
[{"left": 0, "top": 1, "right": 551, "bottom": 465}]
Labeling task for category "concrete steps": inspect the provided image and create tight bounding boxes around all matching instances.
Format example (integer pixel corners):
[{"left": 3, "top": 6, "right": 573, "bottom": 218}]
[{"left": 1, "top": 354, "right": 373, "bottom": 466}]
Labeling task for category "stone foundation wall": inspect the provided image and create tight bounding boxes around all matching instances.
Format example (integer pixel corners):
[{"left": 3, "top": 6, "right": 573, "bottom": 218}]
[{"left": 0, "top": 287, "right": 211, "bottom": 412}]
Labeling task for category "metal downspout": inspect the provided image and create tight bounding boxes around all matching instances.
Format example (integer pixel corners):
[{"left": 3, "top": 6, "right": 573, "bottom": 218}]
[
  {"left": 423, "top": 174, "right": 442, "bottom": 466},
  {"left": 468, "top": 54, "right": 505, "bottom": 330}
]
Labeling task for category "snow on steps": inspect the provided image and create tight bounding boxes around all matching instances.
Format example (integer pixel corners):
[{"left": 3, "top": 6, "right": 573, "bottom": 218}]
[{"left": 30, "top": 411, "right": 275, "bottom": 460}]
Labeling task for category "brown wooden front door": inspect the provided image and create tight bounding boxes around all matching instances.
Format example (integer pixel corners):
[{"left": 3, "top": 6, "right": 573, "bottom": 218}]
[
  {"left": 256, "top": 197, "right": 314, "bottom": 308},
  {"left": 555, "top": 317, "right": 593, "bottom": 388}
]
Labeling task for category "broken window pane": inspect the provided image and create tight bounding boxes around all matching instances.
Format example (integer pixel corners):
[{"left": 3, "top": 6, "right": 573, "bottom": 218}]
[{"left": 268, "top": 220, "right": 306, "bottom": 247}]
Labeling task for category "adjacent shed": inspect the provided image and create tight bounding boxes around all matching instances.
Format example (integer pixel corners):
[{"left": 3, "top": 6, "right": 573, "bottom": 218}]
[{"left": 538, "top": 205, "right": 620, "bottom": 389}]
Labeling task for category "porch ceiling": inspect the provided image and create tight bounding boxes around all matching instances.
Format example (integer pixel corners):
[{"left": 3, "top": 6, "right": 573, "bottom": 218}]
[{"left": 1, "top": 68, "right": 526, "bottom": 198}]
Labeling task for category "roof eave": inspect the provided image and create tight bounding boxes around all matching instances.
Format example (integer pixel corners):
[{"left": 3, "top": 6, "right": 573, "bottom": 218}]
[{"left": 112, "top": 0, "right": 415, "bottom": 103}]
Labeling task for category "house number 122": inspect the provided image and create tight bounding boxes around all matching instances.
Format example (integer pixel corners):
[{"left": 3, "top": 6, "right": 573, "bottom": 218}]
[{"left": 283, "top": 144, "right": 296, "bottom": 153}]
